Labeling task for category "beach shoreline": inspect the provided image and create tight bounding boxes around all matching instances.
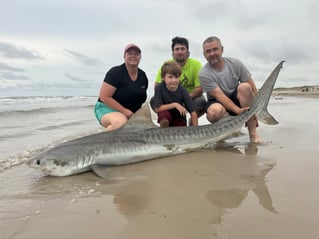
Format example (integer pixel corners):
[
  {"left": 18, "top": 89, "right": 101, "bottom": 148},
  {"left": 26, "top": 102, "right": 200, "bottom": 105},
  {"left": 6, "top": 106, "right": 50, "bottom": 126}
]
[{"left": 272, "top": 85, "right": 319, "bottom": 97}]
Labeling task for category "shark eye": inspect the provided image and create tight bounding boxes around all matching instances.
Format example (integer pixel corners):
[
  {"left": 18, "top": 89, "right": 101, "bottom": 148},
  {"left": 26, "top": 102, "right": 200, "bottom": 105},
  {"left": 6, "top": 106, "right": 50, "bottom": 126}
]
[{"left": 36, "top": 159, "right": 41, "bottom": 165}]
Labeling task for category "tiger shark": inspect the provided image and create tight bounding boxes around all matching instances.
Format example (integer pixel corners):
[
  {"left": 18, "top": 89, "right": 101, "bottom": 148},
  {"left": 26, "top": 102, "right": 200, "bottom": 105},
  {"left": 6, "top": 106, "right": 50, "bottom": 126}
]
[{"left": 31, "top": 61, "right": 284, "bottom": 177}]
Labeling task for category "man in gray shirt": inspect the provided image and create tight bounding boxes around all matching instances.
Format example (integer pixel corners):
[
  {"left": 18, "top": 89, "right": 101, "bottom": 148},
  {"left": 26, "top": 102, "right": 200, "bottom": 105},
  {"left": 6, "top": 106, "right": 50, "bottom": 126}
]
[{"left": 199, "top": 36, "right": 260, "bottom": 143}]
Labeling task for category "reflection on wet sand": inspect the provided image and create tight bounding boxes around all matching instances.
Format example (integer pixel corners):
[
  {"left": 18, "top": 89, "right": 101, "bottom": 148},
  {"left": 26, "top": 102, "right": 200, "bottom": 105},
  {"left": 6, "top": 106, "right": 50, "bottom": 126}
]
[
  {"left": 107, "top": 142, "right": 276, "bottom": 239},
  {"left": 6, "top": 142, "right": 276, "bottom": 239}
]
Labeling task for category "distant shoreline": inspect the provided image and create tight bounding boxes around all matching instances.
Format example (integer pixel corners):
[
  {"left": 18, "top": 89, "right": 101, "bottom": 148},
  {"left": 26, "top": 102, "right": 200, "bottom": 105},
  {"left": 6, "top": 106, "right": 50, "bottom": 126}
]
[{"left": 272, "top": 85, "right": 319, "bottom": 98}]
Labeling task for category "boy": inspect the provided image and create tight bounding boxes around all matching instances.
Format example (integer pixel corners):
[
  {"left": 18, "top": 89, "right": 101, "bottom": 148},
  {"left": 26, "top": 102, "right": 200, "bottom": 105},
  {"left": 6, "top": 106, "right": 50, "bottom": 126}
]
[{"left": 151, "top": 61, "right": 198, "bottom": 127}]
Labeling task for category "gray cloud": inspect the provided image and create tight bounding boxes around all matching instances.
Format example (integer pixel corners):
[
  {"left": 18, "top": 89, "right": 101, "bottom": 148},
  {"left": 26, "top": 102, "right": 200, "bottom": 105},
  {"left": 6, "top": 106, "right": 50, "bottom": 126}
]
[
  {"left": 0, "top": 62, "right": 25, "bottom": 72},
  {"left": 1, "top": 72, "right": 30, "bottom": 80},
  {"left": 65, "top": 73, "right": 89, "bottom": 83},
  {"left": 65, "top": 50, "right": 103, "bottom": 67},
  {"left": 194, "top": 0, "right": 268, "bottom": 30},
  {"left": 0, "top": 42, "right": 45, "bottom": 60},
  {"left": 64, "top": 73, "right": 97, "bottom": 90},
  {"left": 13, "top": 75, "right": 99, "bottom": 96},
  {"left": 240, "top": 40, "right": 318, "bottom": 64}
]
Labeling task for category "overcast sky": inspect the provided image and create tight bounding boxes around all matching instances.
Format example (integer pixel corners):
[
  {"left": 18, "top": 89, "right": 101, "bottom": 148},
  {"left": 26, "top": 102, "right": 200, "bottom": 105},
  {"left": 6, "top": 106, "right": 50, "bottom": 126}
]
[{"left": 1, "top": 0, "right": 318, "bottom": 97}]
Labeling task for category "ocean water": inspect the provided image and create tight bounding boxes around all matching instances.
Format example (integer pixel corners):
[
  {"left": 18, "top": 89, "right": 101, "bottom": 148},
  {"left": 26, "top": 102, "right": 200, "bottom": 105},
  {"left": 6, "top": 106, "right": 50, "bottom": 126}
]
[{"left": 0, "top": 96, "right": 101, "bottom": 171}]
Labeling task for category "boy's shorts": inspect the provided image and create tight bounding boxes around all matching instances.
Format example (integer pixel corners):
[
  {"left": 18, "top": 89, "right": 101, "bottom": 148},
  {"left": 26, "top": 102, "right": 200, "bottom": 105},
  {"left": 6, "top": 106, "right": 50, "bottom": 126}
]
[
  {"left": 157, "top": 110, "right": 186, "bottom": 127},
  {"left": 94, "top": 101, "right": 118, "bottom": 124}
]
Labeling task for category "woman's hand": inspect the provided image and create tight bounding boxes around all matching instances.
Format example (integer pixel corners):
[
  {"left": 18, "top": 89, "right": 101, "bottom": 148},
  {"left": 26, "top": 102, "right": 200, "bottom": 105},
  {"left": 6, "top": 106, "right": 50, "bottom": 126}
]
[{"left": 123, "top": 108, "right": 134, "bottom": 118}]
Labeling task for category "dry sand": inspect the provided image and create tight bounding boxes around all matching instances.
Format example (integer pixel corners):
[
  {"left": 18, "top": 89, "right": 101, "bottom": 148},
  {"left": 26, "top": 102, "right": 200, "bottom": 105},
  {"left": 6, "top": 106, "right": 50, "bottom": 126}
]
[{"left": 1, "top": 89, "right": 319, "bottom": 239}]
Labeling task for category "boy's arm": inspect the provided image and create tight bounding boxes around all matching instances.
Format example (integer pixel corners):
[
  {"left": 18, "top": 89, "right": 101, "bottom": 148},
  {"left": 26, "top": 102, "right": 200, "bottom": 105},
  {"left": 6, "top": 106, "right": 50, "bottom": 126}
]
[
  {"left": 154, "top": 102, "right": 187, "bottom": 116},
  {"left": 190, "top": 111, "right": 198, "bottom": 126}
]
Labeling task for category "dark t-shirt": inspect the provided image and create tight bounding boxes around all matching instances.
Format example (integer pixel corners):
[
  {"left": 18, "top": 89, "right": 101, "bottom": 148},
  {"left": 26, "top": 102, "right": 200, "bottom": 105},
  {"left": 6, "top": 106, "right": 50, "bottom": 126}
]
[
  {"left": 151, "top": 83, "right": 195, "bottom": 120},
  {"left": 99, "top": 63, "right": 148, "bottom": 113}
]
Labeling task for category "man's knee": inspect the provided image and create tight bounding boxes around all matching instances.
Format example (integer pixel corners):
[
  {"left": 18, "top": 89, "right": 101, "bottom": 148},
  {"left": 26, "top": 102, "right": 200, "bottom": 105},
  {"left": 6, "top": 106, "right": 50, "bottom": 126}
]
[
  {"left": 238, "top": 83, "right": 254, "bottom": 99},
  {"left": 238, "top": 82, "right": 251, "bottom": 91},
  {"left": 206, "top": 104, "right": 225, "bottom": 123}
]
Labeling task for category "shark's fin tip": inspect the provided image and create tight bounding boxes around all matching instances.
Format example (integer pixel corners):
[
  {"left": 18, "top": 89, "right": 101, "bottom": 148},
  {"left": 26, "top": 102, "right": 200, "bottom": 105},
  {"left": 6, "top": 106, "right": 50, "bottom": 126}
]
[{"left": 123, "top": 103, "right": 158, "bottom": 130}]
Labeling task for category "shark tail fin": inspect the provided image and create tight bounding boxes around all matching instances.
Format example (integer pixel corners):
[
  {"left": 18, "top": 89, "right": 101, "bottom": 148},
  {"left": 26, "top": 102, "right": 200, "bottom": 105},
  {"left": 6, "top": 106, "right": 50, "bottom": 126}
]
[
  {"left": 257, "top": 110, "right": 279, "bottom": 125},
  {"left": 256, "top": 61, "right": 285, "bottom": 125}
]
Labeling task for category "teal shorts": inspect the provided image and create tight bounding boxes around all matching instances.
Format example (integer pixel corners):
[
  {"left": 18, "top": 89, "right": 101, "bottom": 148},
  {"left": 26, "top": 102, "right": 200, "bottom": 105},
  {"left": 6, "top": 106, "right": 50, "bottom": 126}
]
[{"left": 94, "top": 101, "right": 118, "bottom": 124}]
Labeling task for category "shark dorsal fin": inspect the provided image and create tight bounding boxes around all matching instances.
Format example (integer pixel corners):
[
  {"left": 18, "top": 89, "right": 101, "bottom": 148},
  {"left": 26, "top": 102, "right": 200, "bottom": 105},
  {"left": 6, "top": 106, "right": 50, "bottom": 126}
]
[{"left": 123, "top": 103, "right": 159, "bottom": 130}]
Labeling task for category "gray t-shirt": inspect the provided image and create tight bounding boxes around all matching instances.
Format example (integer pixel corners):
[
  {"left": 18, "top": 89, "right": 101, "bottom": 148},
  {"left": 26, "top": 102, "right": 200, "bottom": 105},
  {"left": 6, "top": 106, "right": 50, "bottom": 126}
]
[{"left": 199, "top": 57, "right": 251, "bottom": 100}]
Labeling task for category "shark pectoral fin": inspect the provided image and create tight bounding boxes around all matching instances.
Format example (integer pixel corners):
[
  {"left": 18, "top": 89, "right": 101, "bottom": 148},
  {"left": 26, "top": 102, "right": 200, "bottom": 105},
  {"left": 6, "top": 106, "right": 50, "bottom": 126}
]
[
  {"left": 123, "top": 103, "right": 159, "bottom": 130},
  {"left": 91, "top": 164, "right": 111, "bottom": 178},
  {"left": 257, "top": 110, "right": 279, "bottom": 125}
]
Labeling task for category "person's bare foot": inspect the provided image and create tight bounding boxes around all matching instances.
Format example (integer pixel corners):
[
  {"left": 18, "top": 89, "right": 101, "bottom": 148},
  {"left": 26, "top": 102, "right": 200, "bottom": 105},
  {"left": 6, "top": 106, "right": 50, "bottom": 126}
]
[
  {"left": 159, "top": 119, "right": 169, "bottom": 128},
  {"left": 249, "top": 131, "right": 262, "bottom": 143},
  {"left": 246, "top": 115, "right": 262, "bottom": 143}
]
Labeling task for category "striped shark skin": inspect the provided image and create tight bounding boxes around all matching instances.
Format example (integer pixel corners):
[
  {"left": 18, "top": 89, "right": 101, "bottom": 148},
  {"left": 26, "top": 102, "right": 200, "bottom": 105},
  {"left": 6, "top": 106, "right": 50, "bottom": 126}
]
[{"left": 32, "top": 61, "right": 284, "bottom": 177}]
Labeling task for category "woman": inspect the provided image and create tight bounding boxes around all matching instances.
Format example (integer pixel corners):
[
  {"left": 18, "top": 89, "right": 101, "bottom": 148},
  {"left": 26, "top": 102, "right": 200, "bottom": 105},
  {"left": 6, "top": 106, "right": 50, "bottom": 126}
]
[{"left": 94, "top": 43, "right": 148, "bottom": 131}]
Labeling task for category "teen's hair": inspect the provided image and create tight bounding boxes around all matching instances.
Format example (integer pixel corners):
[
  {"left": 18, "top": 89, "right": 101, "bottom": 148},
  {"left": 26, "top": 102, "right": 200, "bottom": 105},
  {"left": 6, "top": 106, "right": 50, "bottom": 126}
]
[
  {"left": 171, "top": 36, "right": 189, "bottom": 51},
  {"left": 161, "top": 61, "right": 182, "bottom": 78}
]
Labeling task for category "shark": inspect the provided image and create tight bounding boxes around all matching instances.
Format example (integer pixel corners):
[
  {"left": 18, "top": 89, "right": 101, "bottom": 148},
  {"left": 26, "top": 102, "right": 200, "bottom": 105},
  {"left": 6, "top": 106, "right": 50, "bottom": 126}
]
[{"left": 31, "top": 61, "right": 284, "bottom": 177}]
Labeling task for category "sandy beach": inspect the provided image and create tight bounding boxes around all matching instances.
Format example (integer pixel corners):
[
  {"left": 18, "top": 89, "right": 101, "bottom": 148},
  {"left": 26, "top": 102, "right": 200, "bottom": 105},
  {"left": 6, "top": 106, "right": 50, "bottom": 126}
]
[
  {"left": 272, "top": 85, "right": 319, "bottom": 97},
  {"left": 1, "top": 90, "right": 319, "bottom": 239}
]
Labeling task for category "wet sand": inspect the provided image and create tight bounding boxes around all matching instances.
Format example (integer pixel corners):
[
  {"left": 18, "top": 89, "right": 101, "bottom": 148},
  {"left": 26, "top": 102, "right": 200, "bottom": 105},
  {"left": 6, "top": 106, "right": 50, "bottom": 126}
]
[{"left": 1, "top": 94, "right": 319, "bottom": 239}]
